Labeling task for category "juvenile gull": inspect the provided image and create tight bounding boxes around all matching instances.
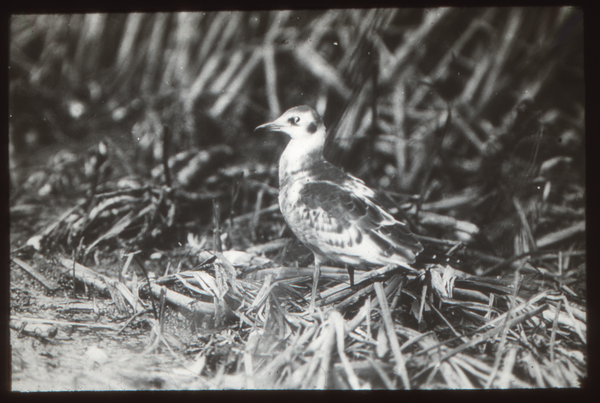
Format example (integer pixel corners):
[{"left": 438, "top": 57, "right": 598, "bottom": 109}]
[{"left": 256, "top": 106, "right": 423, "bottom": 310}]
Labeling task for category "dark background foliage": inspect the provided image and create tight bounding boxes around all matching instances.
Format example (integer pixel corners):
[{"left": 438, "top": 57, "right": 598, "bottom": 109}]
[{"left": 10, "top": 9, "right": 584, "bottom": 266}]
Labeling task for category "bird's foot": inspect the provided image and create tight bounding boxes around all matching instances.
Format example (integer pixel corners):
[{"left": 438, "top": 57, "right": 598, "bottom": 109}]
[{"left": 346, "top": 266, "right": 355, "bottom": 287}]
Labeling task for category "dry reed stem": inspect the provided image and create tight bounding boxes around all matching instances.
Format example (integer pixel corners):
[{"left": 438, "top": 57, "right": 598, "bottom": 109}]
[{"left": 374, "top": 282, "right": 410, "bottom": 389}]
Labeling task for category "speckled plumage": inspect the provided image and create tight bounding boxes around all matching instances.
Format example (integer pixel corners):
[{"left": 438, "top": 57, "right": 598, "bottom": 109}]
[{"left": 256, "top": 105, "right": 423, "bottom": 309}]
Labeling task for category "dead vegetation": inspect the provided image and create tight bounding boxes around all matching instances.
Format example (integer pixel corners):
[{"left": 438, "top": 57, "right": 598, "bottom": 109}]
[{"left": 10, "top": 8, "right": 585, "bottom": 390}]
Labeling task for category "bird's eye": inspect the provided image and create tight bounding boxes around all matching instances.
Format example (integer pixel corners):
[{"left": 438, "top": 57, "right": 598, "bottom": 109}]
[{"left": 290, "top": 116, "right": 300, "bottom": 124}]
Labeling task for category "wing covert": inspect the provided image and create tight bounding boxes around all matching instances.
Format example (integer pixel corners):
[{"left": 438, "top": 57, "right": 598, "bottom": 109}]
[{"left": 297, "top": 180, "right": 423, "bottom": 260}]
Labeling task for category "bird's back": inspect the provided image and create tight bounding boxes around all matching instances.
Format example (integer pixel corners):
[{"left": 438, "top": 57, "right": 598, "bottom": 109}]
[{"left": 279, "top": 157, "right": 423, "bottom": 270}]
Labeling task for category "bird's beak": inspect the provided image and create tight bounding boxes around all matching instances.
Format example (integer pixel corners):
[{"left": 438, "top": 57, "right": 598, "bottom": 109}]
[
  {"left": 255, "top": 116, "right": 288, "bottom": 133},
  {"left": 254, "top": 122, "right": 276, "bottom": 132},
  {"left": 254, "top": 122, "right": 280, "bottom": 132}
]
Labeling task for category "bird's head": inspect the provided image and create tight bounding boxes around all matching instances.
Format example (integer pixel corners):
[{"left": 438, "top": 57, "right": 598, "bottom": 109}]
[{"left": 255, "top": 105, "right": 326, "bottom": 140}]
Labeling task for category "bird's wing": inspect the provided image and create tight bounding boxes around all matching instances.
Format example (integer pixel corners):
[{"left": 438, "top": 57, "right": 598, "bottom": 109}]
[{"left": 296, "top": 177, "right": 423, "bottom": 264}]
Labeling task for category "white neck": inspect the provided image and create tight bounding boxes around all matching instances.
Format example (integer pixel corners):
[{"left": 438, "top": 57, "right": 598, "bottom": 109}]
[{"left": 279, "top": 128, "right": 327, "bottom": 183}]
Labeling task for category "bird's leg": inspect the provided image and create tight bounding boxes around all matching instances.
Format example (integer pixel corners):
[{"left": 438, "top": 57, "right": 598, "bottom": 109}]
[
  {"left": 346, "top": 265, "right": 355, "bottom": 287},
  {"left": 310, "top": 256, "right": 321, "bottom": 312}
]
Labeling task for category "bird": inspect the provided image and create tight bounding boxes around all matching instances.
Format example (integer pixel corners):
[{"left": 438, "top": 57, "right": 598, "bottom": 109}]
[{"left": 255, "top": 105, "right": 424, "bottom": 310}]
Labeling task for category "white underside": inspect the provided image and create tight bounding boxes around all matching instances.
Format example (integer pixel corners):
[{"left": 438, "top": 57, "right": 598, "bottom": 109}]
[{"left": 280, "top": 176, "right": 416, "bottom": 269}]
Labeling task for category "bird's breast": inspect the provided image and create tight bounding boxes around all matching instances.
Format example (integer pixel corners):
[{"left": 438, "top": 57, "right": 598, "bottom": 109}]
[
  {"left": 279, "top": 172, "right": 324, "bottom": 244},
  {"left": 279, "top": 172, "right": 309, "bottom": 229}
]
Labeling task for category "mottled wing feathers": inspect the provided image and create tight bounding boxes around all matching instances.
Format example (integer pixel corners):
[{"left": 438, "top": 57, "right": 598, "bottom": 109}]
[
  {"left": 297, "top": 176, "right": 423, "bottom": 264},
  {"left": 307, "top": 162, "right": 376, "bottom": 200},
  {"left": 300, "top": 181, "right": 369, "bottom": 223}
]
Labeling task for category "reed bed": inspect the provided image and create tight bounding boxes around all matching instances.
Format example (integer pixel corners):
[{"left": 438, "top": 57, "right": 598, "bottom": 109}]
[{"left": 10, "top": 8, "right": 585, "bottom": 390}]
